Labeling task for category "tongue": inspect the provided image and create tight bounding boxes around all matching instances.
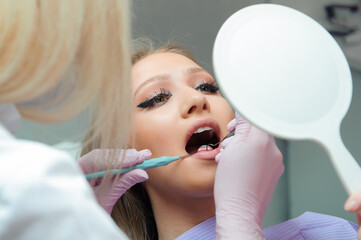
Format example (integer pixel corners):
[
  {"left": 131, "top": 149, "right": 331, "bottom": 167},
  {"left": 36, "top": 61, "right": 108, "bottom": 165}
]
[{"left": 197, "top": 145, "right": 214, "bottom": 152}]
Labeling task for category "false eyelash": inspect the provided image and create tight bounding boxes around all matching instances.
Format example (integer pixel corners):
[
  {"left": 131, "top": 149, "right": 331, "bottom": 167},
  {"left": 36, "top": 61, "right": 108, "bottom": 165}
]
[
  {"left": 194, "top": 80, "right": 219, "bottom": 93},
  {"left": 137, "top": 88, "right": 172, "bottom": 109}
]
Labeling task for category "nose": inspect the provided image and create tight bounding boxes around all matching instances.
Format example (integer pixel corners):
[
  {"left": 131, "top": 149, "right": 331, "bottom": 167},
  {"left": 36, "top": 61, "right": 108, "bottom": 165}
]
[{"left": 180, "top": 88, "right": 210, "bottom": 118}]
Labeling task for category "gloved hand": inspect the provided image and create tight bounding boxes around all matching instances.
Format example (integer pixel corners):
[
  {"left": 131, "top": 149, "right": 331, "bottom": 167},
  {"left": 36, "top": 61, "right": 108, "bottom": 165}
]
[
  {"left": 78, "top": 148, "right": 152, "bottom": 214},
  {"left": 344, "top": 190, "right": 361, "bottom": 240},
  {"left": 214, "top": 113, "right": 284, "bottom": 240}
]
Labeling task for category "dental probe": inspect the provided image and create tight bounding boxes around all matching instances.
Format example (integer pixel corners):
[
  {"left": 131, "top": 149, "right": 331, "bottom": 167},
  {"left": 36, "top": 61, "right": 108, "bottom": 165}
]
[
  {"left": 206, "top": 129, "right": 235, "bottom": 150},
  {"left": 85, "top": 154, "right": 193, "bottom": 180}
]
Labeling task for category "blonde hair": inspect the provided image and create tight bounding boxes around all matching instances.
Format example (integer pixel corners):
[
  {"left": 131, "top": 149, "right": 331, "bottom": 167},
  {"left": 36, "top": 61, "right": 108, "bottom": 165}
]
[
  {"left": 0, "top": 0, "right": 132, "bottom": 153},
  {"left": 106, "top": 39, "right": 199, "bottom": 240}
]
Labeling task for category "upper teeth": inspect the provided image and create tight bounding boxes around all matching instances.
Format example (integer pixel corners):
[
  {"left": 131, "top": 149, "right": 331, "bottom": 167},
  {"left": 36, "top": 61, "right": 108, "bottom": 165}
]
[{"left": 194, "top": 126, "right": 214, "bottom": 134}]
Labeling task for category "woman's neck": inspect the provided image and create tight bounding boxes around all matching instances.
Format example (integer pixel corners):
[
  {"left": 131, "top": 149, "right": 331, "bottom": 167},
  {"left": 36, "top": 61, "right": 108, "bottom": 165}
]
[{"left": 147, "top": 189, "right": 215, "bottom": 240}]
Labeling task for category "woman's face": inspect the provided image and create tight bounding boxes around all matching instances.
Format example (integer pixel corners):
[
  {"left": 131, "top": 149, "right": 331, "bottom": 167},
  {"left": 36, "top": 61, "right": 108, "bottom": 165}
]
[{"left": 131, "top": 52, "right": 234, "bottom": 200}]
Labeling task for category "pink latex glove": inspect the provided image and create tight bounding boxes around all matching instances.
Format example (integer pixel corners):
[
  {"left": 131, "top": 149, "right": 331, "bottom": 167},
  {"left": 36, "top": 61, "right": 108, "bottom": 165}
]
[
  {"left": 78, "top": 149, "right": 152, "bottom": 214},
  {"left": 344, "top": 190, "right": 361, "bottom": 239},
  {"left": 214, "top": 113, "right": 284, "bottom": 240}
]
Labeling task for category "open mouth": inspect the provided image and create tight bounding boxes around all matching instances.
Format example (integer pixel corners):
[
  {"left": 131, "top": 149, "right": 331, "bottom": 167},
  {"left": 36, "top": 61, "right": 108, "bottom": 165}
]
[{"left": 185, "top": 126, "right": 220, "bottom": 154}]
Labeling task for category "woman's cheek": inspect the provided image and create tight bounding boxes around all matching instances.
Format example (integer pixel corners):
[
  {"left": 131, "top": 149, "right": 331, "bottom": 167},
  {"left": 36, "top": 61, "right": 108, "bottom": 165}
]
[{"left": 133, "top": 116, "right": 170, "bottom": 156}]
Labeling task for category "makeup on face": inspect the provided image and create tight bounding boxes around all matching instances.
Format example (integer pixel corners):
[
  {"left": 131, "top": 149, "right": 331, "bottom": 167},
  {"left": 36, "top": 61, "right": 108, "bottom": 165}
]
[
  {"left": 133, "top": 67, "right": 224, "bottom": 159},
  {"left": 136, "top": 81, "right": 218, "bottom": 110},
  {"left": 130, "top": 52, "right": 234, "bottom": 159},
  {"left": 130, "top": 52, "right": 235, "bottom": 200},
  {"left": 134, "top": 68, "right": 218, "bottom": 110}
]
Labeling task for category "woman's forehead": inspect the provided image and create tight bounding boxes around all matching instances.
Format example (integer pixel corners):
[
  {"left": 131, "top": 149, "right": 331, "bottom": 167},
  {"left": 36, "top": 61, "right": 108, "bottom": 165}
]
[
  {"left": 132, "top": 53, "right": 199, "bottom": 79},
  {"left": 131, "top": 52, "right": 206, "bottom": 93}
]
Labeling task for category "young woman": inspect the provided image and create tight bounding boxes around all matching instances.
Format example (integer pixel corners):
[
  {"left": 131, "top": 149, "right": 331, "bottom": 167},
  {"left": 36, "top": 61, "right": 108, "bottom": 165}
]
[
  {"left": 81, "top": 41, "right": 283, "bottom": 239},
  {"left": 81, "top": 41, "right": 358, "bottom": 240}
]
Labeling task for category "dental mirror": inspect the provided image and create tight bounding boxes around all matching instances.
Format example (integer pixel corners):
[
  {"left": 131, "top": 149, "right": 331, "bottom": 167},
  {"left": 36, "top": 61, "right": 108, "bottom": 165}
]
[{"left": 213, "top": 4, "right": 361, "bottom": 195}]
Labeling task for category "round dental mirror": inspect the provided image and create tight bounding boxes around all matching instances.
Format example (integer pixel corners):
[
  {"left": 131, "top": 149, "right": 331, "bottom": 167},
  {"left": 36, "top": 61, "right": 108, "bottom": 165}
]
[{"left": 213, "top": 4, "right": 361, "bottom": 195}]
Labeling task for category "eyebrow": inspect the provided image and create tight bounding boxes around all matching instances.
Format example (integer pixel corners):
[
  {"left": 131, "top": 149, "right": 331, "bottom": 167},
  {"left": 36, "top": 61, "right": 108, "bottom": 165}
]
[{"left": 133, "top": 67, "right": 207, "bottom": 98}]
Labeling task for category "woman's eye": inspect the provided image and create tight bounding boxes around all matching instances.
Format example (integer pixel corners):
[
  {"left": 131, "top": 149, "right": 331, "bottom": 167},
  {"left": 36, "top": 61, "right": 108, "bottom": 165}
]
[
  {"left": 137, "top": 89, "right": 172, "bottom": 109},
  {"left": 154, "top": 95, "right": 166, "bottom": 104},
  {"left": 195, "top": 82, "right": 219, "bottom": 93},
  {"left": 199, "top": 84, "right": 211, "bottom": 92}
]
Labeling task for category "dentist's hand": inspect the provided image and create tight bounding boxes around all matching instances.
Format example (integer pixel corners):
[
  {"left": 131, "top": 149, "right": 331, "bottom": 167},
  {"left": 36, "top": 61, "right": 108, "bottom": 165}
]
[
  {"left": 78, "top": 149, "right": 151, "bottom": 214},
  {"left": 214, "top": 113, "right": 284, "bottom": 240},
  {"left": 344, "top": 190, "right": 361, "bottom": 240}
]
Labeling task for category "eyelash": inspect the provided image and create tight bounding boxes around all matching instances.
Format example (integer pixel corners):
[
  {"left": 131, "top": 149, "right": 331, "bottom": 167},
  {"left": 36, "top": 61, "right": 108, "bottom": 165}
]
[
  {"left": 194, "top": 81, "right": 219, "bottom": 94},
  {"left": 137, "top": 88, "right": 172, "bottom": 109},
  {"left": 137, "top": 81, "right": 219, "bottom": 109}
]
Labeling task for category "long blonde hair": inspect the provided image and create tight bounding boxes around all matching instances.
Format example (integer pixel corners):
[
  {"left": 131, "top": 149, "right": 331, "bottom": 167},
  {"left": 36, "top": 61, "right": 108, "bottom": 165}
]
[
  {"left": 108, "top": 40, "right": 199, "bottom": 240},
  {"left": 0, "top": 0, "right": 131, "bottom": 152}
]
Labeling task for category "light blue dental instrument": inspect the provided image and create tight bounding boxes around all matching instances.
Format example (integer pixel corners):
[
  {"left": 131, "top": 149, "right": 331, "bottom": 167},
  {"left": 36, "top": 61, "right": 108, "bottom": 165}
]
[
  {"left": 85, "top": 154, "right": 192, "bottom": 180},
  {"left": 85, "top": 129, "right": 236, "bottom": 180}
]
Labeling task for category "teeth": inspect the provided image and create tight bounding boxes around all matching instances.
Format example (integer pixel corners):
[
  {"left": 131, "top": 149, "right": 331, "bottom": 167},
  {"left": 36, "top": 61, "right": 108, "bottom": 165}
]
[
  {"left": 197, "top": 145, "right": 214, "bottom": 152},
  {"left": 194, "top": 126, "right": 214, "bottom": 134}
]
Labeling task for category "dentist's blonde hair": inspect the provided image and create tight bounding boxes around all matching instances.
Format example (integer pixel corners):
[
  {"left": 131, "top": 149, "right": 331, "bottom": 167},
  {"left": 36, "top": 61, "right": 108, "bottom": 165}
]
[{"left": 0, "top": 0, "right": 131, "bottom": 150}]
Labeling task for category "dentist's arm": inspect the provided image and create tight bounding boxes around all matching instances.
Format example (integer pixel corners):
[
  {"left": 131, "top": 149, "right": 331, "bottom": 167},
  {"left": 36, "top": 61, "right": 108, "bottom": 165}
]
[
  {"left": 214, "top": 113, "right": 284, "bottom": 239},
  {"left": 0, "top": 138, "right": 130, "bottom": 240}
]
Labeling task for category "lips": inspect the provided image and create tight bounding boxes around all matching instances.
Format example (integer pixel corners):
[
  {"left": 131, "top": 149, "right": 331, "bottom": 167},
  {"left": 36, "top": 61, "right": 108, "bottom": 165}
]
[{"left": 185, "top": 118, "right": 221, "bottom": 160}]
